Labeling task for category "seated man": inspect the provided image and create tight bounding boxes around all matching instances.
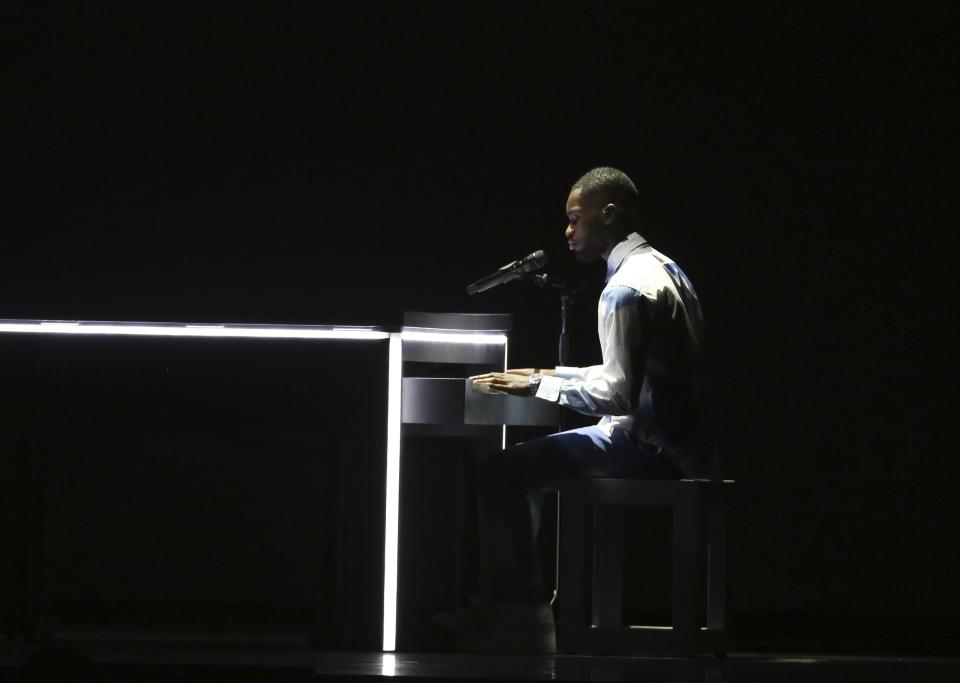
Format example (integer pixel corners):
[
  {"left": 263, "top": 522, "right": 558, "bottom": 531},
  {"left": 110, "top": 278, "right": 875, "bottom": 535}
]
[{"left": 438, "top": 167, "right": 712, "bottom": 653}]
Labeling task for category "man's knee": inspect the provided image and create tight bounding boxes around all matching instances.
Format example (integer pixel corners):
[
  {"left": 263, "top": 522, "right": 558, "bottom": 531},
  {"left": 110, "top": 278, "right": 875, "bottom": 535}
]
[
  {"left": 475, "top": 448, "right": 520, "bottom": 490},
  {"left": 476, "top": 436, "right": 559, "bottom": 492}
]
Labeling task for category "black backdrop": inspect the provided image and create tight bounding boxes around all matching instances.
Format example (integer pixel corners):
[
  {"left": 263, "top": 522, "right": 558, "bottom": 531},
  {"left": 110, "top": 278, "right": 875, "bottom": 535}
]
[{"left": 2, "top": 2, "right": 957, "bottom": 652}]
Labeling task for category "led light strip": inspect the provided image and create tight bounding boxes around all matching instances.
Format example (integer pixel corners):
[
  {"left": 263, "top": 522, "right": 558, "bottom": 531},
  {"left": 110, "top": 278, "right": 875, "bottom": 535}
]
[
  {"left": 399, "top": 330, "right": 507, "bottom": 345},
  {"left": 502, "top": 338, "right": 509, "bottom": 450},
  {"left": 382, "top": 333, "right": 403, "bottom": 652},
  {"left": 0, "top": 320, "right": 389, "bottom": 341}
]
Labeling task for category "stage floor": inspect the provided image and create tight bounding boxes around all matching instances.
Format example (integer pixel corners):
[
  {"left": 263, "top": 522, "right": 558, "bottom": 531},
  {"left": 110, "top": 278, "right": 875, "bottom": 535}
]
[{"left": 1, "top": 643, "right": 958, "bottom": 683}]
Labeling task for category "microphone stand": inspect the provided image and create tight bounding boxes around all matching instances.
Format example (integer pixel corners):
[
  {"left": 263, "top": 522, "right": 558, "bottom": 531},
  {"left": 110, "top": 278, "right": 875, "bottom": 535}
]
[
  {"left": 559, "top": 292, "right": 572, "bottom": 369},
  {"left": 526, "top": 273, "right": 577, "bottom": 369},
  {"left": 526, "top": 273, "right": 578, "bottom": 608}
]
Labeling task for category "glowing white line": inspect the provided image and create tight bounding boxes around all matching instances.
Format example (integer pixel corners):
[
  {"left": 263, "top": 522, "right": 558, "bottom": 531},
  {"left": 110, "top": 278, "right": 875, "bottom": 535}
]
[
  {"left": 771, "top": 658, "right": 819, "bottom": 664},
  {"left": 502, "top": 337, "right": 509, "bottom": 450},
  {"left": 0, "top": 321, "right": 389, "bottom": 341},
  {"left": 382, "top": 333, "right": 403, "bottom": 652},
  {"left": 381, "top": 653, "right": 396, "bottom": 676},
  {"left": 0, "top": 321, "right": 514, "bottom": 344},
  {"left": 399, "top": 330, "right": 507, "bottom": 345}
]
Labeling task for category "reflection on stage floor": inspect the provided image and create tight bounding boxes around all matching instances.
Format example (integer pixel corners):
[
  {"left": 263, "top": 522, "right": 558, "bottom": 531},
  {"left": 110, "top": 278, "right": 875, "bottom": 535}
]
[{"left": 1, "top": 643, "right": 957, "bottom": 683}]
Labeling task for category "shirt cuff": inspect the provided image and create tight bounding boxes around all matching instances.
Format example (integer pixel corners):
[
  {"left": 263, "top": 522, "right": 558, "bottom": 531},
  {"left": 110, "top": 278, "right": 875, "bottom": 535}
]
[
  {"left": 535, "top": 374, "right": 565, "bottom": 402},
  {"left": 554, "top": 366, "right": 580, "bottom": 379}
]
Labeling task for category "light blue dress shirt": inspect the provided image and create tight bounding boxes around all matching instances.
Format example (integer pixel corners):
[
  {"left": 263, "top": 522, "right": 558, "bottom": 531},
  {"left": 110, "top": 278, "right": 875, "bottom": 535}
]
[{"left": 535, "top": 232, "right": 708, "bottom": 467}]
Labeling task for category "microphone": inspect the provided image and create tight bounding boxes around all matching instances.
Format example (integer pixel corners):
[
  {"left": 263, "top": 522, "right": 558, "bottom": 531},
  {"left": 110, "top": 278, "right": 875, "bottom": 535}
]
[{"left": 467, "top": 250, "right": 549, "bottom": 295}]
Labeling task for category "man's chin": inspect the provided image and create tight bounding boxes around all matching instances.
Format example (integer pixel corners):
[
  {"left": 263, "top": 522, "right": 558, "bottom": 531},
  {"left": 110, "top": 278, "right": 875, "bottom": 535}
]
[{"left": 573, "top": 250, "right": 600, "bottom": 263}]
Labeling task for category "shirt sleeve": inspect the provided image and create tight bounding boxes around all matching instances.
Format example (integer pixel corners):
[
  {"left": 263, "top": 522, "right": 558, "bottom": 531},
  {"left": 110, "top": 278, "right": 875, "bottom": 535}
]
[{"left": 534, "top": 286, "right": 646, "bottom": 417}]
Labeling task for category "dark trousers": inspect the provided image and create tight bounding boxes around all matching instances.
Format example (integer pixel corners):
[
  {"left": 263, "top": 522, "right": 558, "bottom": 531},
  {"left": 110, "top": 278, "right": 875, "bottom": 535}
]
[{"left": 476, "top": 425, "right": 685, "bottom": 604}]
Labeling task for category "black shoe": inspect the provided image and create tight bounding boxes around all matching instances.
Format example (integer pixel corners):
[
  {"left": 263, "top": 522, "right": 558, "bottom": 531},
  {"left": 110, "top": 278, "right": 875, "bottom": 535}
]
[
  {"left": 431, "top": 596, "right": 488, "bottom": 638},
  {"left": 454, "top": 603, "right": 556, "bottom": 654}
]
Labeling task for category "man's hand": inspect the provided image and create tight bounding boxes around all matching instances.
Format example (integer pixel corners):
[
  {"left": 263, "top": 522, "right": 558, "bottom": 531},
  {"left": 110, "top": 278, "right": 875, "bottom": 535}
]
[
  {"left": 470, "top": 372, "right": 536, "bottom": 397},
  {"left": 503, "top": 368, "right": 556, "bottom": 377}
]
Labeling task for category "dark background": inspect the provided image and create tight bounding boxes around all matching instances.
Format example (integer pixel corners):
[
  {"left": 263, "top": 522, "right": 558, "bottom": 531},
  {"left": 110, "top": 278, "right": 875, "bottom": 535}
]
[{"left": 1, "top": 1, "right": 957, "bottom": 652}]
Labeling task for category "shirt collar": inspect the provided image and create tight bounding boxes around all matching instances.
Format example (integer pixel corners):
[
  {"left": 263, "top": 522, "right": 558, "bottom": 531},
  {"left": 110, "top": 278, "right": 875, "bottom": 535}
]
[{"left": 605, "top": 232, "right": 648, "bottom": 281}]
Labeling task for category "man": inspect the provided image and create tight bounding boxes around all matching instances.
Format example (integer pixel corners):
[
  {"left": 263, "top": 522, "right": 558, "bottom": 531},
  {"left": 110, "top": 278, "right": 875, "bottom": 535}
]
[{"left": 441, "top": 167, "right": 711, "bottom": 653}]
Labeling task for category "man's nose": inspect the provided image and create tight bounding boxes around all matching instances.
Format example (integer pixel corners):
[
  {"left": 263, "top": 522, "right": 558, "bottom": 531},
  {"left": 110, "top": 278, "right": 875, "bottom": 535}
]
[{"left": 565, "top": 224, "right": 574, "bottom": 238}]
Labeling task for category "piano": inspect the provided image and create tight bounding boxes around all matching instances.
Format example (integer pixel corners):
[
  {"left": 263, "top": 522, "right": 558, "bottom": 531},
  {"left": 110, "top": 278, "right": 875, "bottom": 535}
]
[{"left": 0, "top": 312, "right": 556, "bottom": 651}]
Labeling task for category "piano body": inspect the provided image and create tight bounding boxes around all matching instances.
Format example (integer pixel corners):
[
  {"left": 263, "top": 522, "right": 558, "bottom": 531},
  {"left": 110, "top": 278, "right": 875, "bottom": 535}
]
[{"left": 0, "top": 312, "right": 556, "bottom": 651}]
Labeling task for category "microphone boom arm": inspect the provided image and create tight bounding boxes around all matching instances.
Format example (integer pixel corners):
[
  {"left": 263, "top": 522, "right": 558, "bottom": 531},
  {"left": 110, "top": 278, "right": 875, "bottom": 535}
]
[{"left": 466, "top": 250, "right": 549, "bottom": 295}]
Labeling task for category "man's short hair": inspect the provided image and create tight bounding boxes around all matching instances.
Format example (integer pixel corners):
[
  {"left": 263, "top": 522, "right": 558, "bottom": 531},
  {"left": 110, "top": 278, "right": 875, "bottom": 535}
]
[{"left": 572, "top": 167, "right": 640, "bottom": 222}]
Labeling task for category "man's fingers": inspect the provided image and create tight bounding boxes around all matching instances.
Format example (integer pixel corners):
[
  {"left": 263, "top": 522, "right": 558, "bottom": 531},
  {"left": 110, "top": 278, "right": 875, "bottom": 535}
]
[{"left": 470, "top": 372, "right": 512, "bottom": 382}]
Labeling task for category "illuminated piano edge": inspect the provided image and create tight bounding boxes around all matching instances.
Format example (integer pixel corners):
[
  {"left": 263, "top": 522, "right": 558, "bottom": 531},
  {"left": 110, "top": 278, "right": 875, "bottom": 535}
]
[
  {"left": 0, "top": 320, "right": 509, "bottom": 344},
  {"left": 0, "top": 319, "right": 390, "bottom": 341},
  {"left": 399, "top": 329, "right": 507, "bottom": 345}
]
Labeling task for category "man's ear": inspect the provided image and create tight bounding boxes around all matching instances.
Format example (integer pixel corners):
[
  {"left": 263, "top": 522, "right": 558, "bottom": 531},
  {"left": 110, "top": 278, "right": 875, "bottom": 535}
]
[{"left": 601, "top": 203, "right": 617, "bottom": 225}]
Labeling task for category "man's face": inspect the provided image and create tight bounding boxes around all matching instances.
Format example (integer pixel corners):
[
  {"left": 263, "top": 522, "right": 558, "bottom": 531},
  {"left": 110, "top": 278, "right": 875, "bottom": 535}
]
[{"left": 565, "top": 187, "right": 609, "bottom": 263}]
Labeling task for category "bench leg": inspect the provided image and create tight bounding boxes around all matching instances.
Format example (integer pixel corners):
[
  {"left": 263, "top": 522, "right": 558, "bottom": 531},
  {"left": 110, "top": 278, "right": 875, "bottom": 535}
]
[
  {"left": 672, "top": 490, "right": 704, "bottom": 656},
  {"left": 707, "top": 503, "right": 727, "bottom": 631},
  {"left": 558, "top": 490, "right": 587, "bottom": 650},
  {"left": 592, "top": 504, "right": 623, "bottom": 628}
]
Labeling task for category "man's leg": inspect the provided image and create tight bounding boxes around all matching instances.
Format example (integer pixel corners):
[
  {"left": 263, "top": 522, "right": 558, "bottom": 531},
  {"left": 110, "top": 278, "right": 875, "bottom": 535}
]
[
  {"left": 455, "top": 426, "right": 682, "bottom": 652},
  {"left": 477, "top": 426, "right": 682, "bottom": 605}
]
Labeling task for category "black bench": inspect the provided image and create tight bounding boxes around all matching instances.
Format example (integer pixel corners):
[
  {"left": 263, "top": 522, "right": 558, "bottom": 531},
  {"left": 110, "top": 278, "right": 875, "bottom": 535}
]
[{"left": 557, "top": 478, "right": 734, "bottom": 656}]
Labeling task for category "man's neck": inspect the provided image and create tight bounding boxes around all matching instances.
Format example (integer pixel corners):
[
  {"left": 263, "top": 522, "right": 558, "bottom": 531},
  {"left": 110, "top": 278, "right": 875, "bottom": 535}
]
[{"left": 601, "top": 231, "right": 632, "bottom": 261}]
